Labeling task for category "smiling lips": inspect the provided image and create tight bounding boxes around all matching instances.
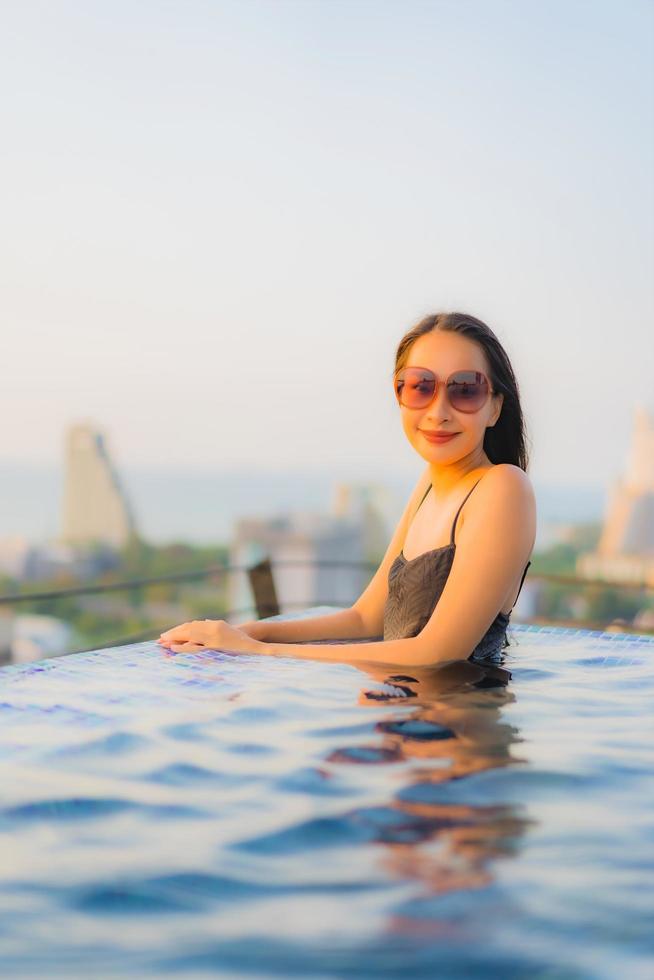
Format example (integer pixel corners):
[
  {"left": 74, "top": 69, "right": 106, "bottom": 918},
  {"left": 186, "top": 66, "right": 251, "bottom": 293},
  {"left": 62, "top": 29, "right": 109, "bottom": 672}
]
[{"left": 420, "top": 430, "right": 459, "bottom": 442}]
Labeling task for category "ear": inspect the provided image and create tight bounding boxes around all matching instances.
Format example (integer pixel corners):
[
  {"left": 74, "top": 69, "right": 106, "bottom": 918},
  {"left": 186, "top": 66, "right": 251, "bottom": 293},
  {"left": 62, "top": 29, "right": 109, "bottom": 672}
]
[{"left": 488, "top": 392, "right": 504, "bottom": 428}]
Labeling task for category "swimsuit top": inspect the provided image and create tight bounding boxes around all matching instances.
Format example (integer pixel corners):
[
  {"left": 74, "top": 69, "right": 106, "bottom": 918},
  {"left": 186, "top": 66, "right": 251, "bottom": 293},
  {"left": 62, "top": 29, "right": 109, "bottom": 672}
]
[{"left": 383, "top": 475, "right": 531, "bottom": 661}]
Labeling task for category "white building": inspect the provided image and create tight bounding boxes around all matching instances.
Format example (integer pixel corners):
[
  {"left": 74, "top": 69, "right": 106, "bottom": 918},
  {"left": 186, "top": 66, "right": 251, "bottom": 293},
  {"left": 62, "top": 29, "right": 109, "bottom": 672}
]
[
  {"left": 61, "top": 423, "right": 137, "bottom": 549},
  {"left": 577, "top": 405, "right": 654, "bottom": 585}
]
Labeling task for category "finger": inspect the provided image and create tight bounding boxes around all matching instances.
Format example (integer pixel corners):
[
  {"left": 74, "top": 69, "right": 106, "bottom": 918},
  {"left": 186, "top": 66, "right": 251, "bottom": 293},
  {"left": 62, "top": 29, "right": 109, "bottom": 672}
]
[
  {"left": 160, "top": 637, "right": 202, "bottom": 650},
  {"left": 161, "top": 626, "right": 197, "bottom": 644},
  {"left": 160, "top": 622, "right": 193, "bottom": 641},
  {"left": 170, "top": 642, "right": 205, "bottom": 653}
]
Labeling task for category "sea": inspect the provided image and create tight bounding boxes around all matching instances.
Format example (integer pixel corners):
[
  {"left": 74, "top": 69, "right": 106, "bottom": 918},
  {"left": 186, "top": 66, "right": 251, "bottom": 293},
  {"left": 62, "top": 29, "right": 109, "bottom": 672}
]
[{"left": 0, "top": 461, "right": 605, "bottom": 550}]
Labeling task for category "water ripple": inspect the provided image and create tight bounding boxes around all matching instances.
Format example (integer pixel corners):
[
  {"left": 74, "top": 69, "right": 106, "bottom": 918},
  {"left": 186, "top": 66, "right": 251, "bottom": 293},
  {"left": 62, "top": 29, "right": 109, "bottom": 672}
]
[{"left": 0, "top": 626, "right": 651, "bottom": 978}]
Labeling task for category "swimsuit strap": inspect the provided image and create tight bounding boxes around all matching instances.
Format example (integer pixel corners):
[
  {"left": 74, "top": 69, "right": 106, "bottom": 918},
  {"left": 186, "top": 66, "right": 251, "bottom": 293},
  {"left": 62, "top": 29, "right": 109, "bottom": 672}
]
[
  {"left": 414, "top": 477, "right": 484, "bottom": 545},
  {"left": 450, "top": 478, "right": 483, "bottom": 546},
  {"left": 509, "top": 560, "right": 532, "bottom": 612},
  {"left": 415, "top": 483, "right": 432, "bottom": 514}
]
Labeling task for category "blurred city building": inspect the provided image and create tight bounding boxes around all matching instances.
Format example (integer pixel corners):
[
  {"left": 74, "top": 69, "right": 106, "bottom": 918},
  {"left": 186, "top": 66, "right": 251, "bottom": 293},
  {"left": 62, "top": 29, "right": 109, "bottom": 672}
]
[
  {"left": 535, "top": 522, "right": 582, "bottom": 550},
  {"left": 10, "top": 614, "right": 73, "bottom": 664},
  {"left": 577, "top": 405, "right": 654, "bottom": 585},
  {"left": 227, "top": 482, "right": 392, "bottom": 620},
  {"left": 0, "top": 534, "right": 120, "bottom": 584},
  {"left": 61, "top": 422, "right": 137, "bottom": 549},
  {"left": 0, "top": 535, "right": 34, "bottom": 579},
  {"left": 0, "top": 611, "right": 73, "bottom": 665},
  {"left": 229, "top": 514, "right": 366, "bottom": 619},
  {"left": 331, "top": 481, "right": 394, "bottom": 560}
]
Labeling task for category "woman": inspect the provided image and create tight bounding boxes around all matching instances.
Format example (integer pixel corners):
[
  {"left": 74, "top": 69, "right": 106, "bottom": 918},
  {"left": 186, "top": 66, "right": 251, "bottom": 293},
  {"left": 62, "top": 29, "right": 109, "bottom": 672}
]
[{"left": 157, "top": 311, "right": 536, "bottom": 667}]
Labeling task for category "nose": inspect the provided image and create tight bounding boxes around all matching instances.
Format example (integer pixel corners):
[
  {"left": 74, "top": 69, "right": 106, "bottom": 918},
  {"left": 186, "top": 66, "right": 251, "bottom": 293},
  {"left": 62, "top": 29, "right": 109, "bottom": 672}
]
[{"left": 424, "top": 381, "right": 452, "bottom": 423}]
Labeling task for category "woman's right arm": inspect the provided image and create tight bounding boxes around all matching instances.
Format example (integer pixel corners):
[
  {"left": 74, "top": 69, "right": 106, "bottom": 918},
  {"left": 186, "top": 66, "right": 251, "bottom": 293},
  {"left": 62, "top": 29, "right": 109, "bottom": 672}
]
[{"left": 233, "top": 466, "right": 431, "bottom": 644}]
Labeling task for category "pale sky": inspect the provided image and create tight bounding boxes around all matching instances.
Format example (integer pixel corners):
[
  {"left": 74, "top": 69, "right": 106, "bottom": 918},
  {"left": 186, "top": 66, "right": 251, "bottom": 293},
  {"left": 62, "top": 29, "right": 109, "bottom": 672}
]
[{"left": 2, "top": 0, "right": 652, "bottom": 489}]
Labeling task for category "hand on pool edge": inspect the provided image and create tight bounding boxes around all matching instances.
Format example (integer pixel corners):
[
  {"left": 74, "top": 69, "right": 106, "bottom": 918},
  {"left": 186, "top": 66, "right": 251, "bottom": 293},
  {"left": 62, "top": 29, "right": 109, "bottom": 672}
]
[{"left": 156, "top": 619, "right": 264, "bottom": 655}]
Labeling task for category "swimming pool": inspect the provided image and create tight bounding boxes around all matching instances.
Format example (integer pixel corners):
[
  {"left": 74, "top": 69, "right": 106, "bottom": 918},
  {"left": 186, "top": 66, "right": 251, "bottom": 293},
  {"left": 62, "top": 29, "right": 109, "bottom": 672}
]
[{"left": 0, "top": 611, "right": 652, "bottom": 978}]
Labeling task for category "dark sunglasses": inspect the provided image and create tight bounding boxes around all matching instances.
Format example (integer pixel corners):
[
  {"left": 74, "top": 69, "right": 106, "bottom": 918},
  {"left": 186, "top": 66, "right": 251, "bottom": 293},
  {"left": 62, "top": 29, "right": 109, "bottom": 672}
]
[{"left": 394, "top": 366, "right": 494, "bottom": 413}]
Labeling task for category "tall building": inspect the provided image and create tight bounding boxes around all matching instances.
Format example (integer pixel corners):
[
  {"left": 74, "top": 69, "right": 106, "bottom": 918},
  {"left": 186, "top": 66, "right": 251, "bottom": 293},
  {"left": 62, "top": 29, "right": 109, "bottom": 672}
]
[
  {"left": 61, "top": 423, "right": 137, "bottom": 549},
  {"left": 577, "top": 405, "right": 654, "bottom": 585}
]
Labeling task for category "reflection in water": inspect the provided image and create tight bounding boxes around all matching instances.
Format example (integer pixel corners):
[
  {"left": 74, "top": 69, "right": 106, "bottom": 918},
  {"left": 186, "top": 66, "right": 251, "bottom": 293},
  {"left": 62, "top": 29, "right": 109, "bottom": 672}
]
[
  {"left": 329, "top": 656, "right": 536, "bottom": 921},
  {"left": 1, "top": 630, "right": 650, "bottom": 975},
  {"left": 163, "top": 637, "right": 536, "bottom": 937}
]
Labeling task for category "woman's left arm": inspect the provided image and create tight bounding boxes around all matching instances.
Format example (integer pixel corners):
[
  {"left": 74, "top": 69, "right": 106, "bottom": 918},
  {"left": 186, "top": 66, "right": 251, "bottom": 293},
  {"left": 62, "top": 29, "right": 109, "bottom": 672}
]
[{"left": 410, "top": 464, "right": 536, "bottom": 665}]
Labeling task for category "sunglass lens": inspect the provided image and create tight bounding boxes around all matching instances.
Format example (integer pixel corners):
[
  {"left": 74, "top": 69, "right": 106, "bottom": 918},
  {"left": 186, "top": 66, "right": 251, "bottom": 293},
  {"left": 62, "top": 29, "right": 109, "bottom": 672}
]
[
  {"left": 395, "top": 369, "right": 435, "bottom": 407},
  {"left": 448, "top": 372, "right": 488, "bottom": 412}
]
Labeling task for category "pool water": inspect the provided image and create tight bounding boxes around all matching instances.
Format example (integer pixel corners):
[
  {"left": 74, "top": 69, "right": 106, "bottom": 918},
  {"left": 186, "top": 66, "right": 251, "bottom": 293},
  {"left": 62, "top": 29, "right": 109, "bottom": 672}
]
[{"left": 0, "top": 614, "right": 652, "bottom": 979}]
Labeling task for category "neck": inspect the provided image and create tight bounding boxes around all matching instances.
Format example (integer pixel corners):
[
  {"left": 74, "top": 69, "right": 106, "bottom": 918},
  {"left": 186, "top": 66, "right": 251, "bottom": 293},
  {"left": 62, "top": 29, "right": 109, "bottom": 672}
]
[{"left": 427, "top": 446, "right": 492, "bottom": 499}]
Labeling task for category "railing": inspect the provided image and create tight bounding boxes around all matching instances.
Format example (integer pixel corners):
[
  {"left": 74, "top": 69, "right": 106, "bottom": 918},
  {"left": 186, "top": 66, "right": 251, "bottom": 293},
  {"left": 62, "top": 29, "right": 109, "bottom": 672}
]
[
  {"left": 0, "top": 559, "right": 378, "bottom": 605},
  {"left": 1, "top": 559, "right": 653, "bottom": 661}
]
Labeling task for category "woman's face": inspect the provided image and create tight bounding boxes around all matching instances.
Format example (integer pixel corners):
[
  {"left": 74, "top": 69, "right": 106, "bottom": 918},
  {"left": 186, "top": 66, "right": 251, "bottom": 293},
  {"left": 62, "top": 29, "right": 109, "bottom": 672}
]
[{"left": 397, "top": 330, "right": 504, "bottom": 467}]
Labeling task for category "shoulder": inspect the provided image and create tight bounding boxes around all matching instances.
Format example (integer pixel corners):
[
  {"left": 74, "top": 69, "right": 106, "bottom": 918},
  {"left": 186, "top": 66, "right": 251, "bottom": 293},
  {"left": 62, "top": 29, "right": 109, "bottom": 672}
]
[
  {"left": 480, "top": 463, "right": 535, "bottom": 499},
  {"left": 466, "top": 464, "right": 536, "bottom": 537},
  {"left": 462, "top": 464, "right": 535, "bottom": 526},
  {"left": 454, "top": 464, "right": 536, "bottom": 560}
]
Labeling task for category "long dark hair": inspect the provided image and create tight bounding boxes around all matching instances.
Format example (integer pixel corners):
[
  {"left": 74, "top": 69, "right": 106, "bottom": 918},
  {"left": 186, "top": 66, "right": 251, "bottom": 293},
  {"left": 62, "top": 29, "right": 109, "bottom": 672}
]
[{"left": 393, "top": 311, "right": 530, "bottom": 471}]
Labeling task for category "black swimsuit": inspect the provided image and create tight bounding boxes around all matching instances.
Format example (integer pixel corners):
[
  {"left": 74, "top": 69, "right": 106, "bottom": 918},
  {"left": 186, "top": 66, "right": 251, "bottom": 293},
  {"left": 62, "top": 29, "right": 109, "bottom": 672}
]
[{"left": 383, "top": 476, "right": 531, "bottom": 660}]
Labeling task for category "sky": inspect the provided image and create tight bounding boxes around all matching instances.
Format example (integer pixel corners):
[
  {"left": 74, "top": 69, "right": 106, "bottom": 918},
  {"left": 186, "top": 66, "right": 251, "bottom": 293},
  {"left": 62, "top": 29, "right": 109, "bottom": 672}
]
[{"left": 1, "top": 0, "right": 653, "bottom": 491}]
